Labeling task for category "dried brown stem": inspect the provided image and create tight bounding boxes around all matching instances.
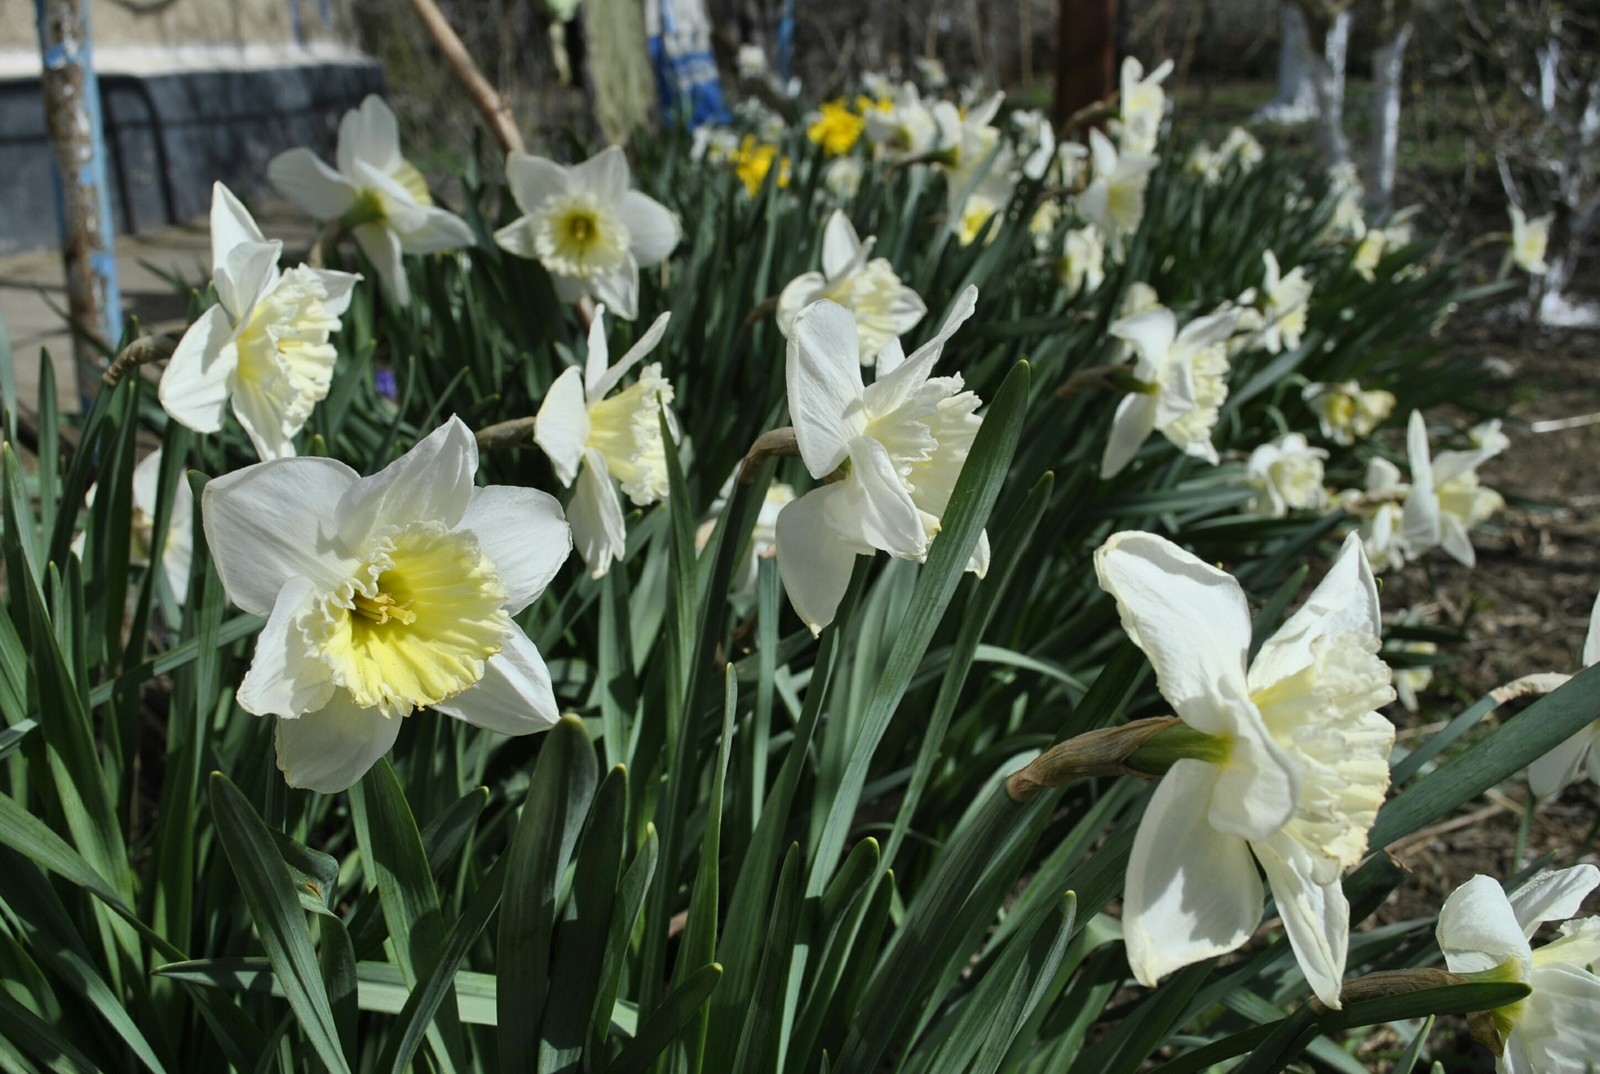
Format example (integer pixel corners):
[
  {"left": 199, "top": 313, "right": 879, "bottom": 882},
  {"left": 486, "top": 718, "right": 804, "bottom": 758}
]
[
  {"left": 407, "top": 0, "right": 526, "bottom": 155},
  {"left": 739, "top": 427, "right": 801, "bottom": 483},
  {"left": 475, "top": 416, "right": 538, "bottom": 452},
  {"left": 101, "top": 334, "right": 178, "bottom": 388},
  {"left": 1005, "top": 717, "right": 1178, "bottom": 802}
]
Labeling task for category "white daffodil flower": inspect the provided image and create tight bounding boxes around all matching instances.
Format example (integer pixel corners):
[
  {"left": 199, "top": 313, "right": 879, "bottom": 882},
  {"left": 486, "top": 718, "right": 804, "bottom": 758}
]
[
  {"left": 202, "top": 417, "right": 571, "bottom": 792},
  {"left": 494, "top": 146, "right": 681, "bottom": 322},
  {"left": 1029, "top": 200, "right": 1062, "bottom": 252},
  {"left": 1012, "top": 108, "right": 1058, "bottom": 181},
  {"left": 1115, "top": 56, "right": 1174, "bottom": 156},
  {"left": 696, "top": 477, "right": 797, "bottom": 598},
  {"left": 534, "top": 306, "right": 675, "bottom": 578},
  {"left": 268, "top": 95, "right": 474, "bottom": 308},
  {"left": 1437, "top": 867, "right": 1600, "bottom": 1074},
  {"left": 823, "top": 155, "right": 865, "bottom": 200},
  {"left": 1526, "top": 592, "right": 1600, "bottom": 798},
  {"left": 1058, "top": 226, "right": 1107, "bottom": 299},
  {"left": 1400, "top": 411, "right": 1506, "bottom": 568},
  {"left": 160, "top": 182, "right": 359, "bottom": 461},
  {"left": 1337, "top": 456, "right": 1414, "bottom": 573},
  {"left": 777, "top": 210, "right": 927, "bottom": 367},
  {"left": 1079, "top": 129, "right": 1158, "bottom": 261},
  {"left": 1219, "top": 126, "right": 1264, "bottom": 170},
  {"left": 863, "top": 83, "right": 939, "bottom": 160},
  {"left": 951, "top": 167, "right": 1016, "bottom": 246},
  {"left": 1509, "top": 205, "right": 1553, "bottom": 276},
  {"left": 73, "top": 449, "right": 194, "bottom": 602},
  {"left": 1244, "top": 432, "right": 1328, "bottom": 518},
  {"left": 776, "top": 287, "right": 988, "bottom": 635},
  {"left": 1100, "top": 305, "right": 1241, "bottom": 478},
  {"left": 1096, "top": 530, "right": 1395, "bottom": 1007},
  {"left": 1303, "top": 380, "right": 1396, "bottom": 446},
  {"left": 1259, "top": 250, "right": 1313, "bottom": 354}
]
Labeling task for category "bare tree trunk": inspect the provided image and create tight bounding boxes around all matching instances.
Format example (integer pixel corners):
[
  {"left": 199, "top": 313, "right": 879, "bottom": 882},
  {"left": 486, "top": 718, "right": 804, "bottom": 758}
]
[
  {"left": 1289, "top": 2, "right": 1351, "bottom": 168},
  {"left": 1256, "top": 4, "right": 1319, "bottom": 123},
  {"left": 1364, "top": 20, "right": 1413, "bottom": 218},
  {"left": 34, "top": 0, "right": 121, "bottom": 400}
]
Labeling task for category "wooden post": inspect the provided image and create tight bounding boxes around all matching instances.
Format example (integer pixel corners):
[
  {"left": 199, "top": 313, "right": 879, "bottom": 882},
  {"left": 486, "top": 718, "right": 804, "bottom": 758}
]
[
  {"left": 34, "top": 0, "right": 121, "bottom": 404},
  {"left": 1054, "top": 0, "right": 1118, "bottom": 128}
]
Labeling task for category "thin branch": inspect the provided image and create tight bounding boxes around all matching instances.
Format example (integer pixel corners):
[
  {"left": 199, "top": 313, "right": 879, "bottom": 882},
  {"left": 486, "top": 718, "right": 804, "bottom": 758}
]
[{"left": 407, "top": 0, "right": 526, "bottom": 155}]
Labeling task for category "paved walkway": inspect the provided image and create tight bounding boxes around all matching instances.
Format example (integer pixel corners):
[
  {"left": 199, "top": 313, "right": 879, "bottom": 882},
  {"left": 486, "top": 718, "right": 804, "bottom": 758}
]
[{"left": 0, "top": 200, "right": 313, "bottom": 415}]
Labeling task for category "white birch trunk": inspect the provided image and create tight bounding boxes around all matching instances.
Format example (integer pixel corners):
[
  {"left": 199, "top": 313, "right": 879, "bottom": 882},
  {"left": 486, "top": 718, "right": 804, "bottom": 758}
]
[{"left": 1364, "top": 21, "right": 1413, "bottom": 219}]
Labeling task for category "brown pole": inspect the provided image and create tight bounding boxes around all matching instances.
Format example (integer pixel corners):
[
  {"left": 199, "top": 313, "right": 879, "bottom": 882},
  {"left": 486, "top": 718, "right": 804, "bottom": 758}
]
[{"left": 1054, "top": 0, "right": 1118, "bottom": 128}]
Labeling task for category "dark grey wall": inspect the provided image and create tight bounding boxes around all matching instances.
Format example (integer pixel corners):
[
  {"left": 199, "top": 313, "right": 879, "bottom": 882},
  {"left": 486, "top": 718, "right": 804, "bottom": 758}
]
[{"left": 0, "top": 58, "right": 383, "bottom": 256}]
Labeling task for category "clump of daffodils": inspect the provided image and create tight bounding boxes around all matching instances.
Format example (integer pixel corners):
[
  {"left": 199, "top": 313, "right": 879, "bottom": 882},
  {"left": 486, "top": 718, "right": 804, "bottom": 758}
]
[
  {"left": 494, "top": 146, "right": 681, "bottom": 321},
  {"left": 534, "top": 307, "right": 677, "bottom": 578},
  {"left": 160, "top": 182, "right": 359, "bottom": 461}
]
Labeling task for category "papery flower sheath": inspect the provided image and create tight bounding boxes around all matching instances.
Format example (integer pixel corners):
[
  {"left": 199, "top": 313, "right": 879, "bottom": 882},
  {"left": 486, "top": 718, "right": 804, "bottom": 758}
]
[
  {"left": 160, "top": 182, "right": 359, "bottom": 460},
  {"left": 268, "top": 95, "right": 474, "bottom": 307},
  {"left": 1096, "top": 530, "right": 1395, "bottom": 1007},
  {"left": 494, "top": 146, "right": 681, "bottom": 321},
  {"left": 534, "top": 306, "right": 675, "bottom": 578},
  {"left": 777, "top": 211, "right": 927, "bottom": 367},
  {"left": 776, "top": 287, "right": 989, "bottom": 635},
  {"left": 1437, "top": 867, "right": 1600, "bottom": 1074},
  {"left": 203, "top": 417, "right": 571, "bottom": 792}
]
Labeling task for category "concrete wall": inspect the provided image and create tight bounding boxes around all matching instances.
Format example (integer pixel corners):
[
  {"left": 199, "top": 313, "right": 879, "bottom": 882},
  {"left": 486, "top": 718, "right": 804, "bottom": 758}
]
[{"left": 0, "top": 0, "right": 380, "bottom": 255}]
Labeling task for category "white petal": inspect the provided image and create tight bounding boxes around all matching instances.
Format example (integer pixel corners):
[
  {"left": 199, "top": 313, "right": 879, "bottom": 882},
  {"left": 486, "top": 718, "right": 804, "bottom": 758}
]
[
  {"left": 1582, "top": 590, "right": 1600, "bottom": 667},
  {"left": 1438, "top": 515, "right": 1476, "bottom": 567},
  {"left": 1207, "top": 684, "right": 1300, "bottom": 842},
  {"left": 458, "top": 485, "right": 571, "bottom": 614},
  {"left": 1507, "top": 865, "right": 1600, "bottom": 938},
  {"left": 339, "top": 95, "right": 402, "bottom": 176},
  {"left": 231, "top": 376, "right": 302, "bottom": 462},
  {"left": 1254, "top": 833, "right": 1349, "bottom": 1008},
  {"left": 1528, "top": 729, "right": 1597, "bottom": 799},
  {"left": 534, "top": 366, "right": 591, "bottom": 487},
  {"left": 820, "top": 209, "right": 864, "bottom": 279},
  {"left": 353, "top": 222, "right": 410, "bottom": 307},
  {"left": 568, "top": 449, "right": 628, "bottom": 578},
  {"left": 432, "top": 628, "right": 559, "bottom": 734},
  {"left": 574, "top": 145, "right": 630, "bottom": 203},
  {"left": 874, "top": 337, "right": 908, "bottom": 376},
  {"left": 1100, "top": 393, "right": 1157, "bottom": 478},
  {"left": 131, "top": 450, "right": 163, "bottom": 510},
  {"left": 1437, "top": 874, "right": 1533, "bottom": 976},
  {"left": 210, "top": 182, "right": 267, "bottom": 270},
  {"left": 967, "top": 528, "right": 991, "bottom": 577},
  {"left": 1515, "top": 963, "right": 1600, "bottom": 1074},
  {"left": 493, "top": 215, "right": 539, "bottom": 260},
  {"left": 267, "top": 149, "right": 359, "bottom": 220},
  {"left": 593, "top": 259, "right": 640, "bottom": 322},
  {"left": 618, "top": 191, "right": 681, "bottom": 266},
  {"left": 1093, "top": 531, "right": 1253, "bottom": 722},
  {"left": 776, "top": 273, "right": 828, "bottom": 337},
  {"left": 1124, "top": 760, "right": 1264, "bottom": 987},
  {"left": 201, "top": 457, "right": 358, "bottom": 616},
  {"left": 274, "top": 694, "right": 403, "bottom": 793},
  {"left": 216, "top": 241, "right": 282, "bottom": 324},
  {"left": 506, "top": 153, "right": 570, "bottom": 213},
  {"left": 788, "top": 301, "right": 866, "bottom": 477},
  {"left": 825, "top": 436, "right": 926, "bottom": 560},
  {"left": 397, "top": 206, "right": 474, "bottom": 254},
  {"left": 159, "top": 306, "right": 237, "bottom": 434},
  {"left": 776, "top": 487, "right": 861, "bottom": 636},
  {"left": 236, "top": 577, "right": 336, "bottom": 718},
  {"left": 337, "top": 417, "right": 478, "bottom": 551},
  {"left": 897, "top": 285, "right": 978, "bottom": 375},
  {"left": 1247, "top": 531, "right": 1381, "bottom": 691},
  {"left": 1110, "top": 308, "right": 1177, "bottom": 372},
  {"left": 589, "top": 311, "right": 671, "bottom": 401}
]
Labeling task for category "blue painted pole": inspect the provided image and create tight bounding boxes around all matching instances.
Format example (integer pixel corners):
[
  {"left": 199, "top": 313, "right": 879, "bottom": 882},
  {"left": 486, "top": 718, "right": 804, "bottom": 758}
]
[{"left": 34, "top": 0, "right": 123, "bottom": 408}]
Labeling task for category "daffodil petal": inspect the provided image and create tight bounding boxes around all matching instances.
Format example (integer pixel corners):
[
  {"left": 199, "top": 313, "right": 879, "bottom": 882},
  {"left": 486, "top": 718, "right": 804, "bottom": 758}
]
[
  {"left": 1254, "top": 833, "right": 1349, "bottom": 1008},
  {"left": 231, "top": 374, "right": 300, "bottom": 461},
  {"left": 1582, "top": 591, "right": 1600, "bottom": 666},
  {"left": 1528, "top": 729, "right": 1595, "bottom": 799},
  {"left": 458, "top": 485, "right": 572, "bottom": 614},
  {"left": 788, "top": 300, "right": 865, "bottom": 477},
  {"left": 1507, "top": 865, "right": 1600, "bottom": 937},
  {"left": 159, "top": 306, "right": 238, "bottom": 434},
  {"left": 493, "top": 216, "right": 538, "bottom": 260},
  {"left": 1093, "top": 530, "right": 1252, "bottom": 722},
  {"left": 202, "top": 456, "right": 359, "bottom": 616},
  {"left": 210, "top": 182, "right": 268, "bottom": 269},
  {"left": 826, "top": 436, "right": 926, "bottom": 560},
  {"left": 267, "top": 148, "right": 358, "bottom": 220},
  {"left": 569, "top": 449, "right": 627, "bottom": 579},
  {"left": 1100, "top": 392, "right": 1157, "bottom": 478},
  {"left": 575, "top": 145, "right": 630, "bottom": 202},
  {"left": 339, "top": 95, "right": 402, "bottom": 176},
  {"left": 432, "top": 628, "right": 559, "bottom": 734},
  {"left": 534, "top": 366, "right": 590, "bottom": 487},
  {"left": 776, "top": 272, "right": 828, "bottom": 337},
  {"left": 1125, "top": 759, "right": 1264, "bottom": 987},
  {"left": 592, "top": 258, "right": 640, "bottom": 322},
  {"left": 1247, "top": 531, "right": 1380, "bottom": 691},
  {"left": 820, "top": 209, "right": 863, "bottom": 279},
  {"left": 1437, "top": 873, "right": 1532, "bottom": 975},
  {"left": 1109, "top": 308, "right": 1177, "bottom": 372},
  {"left": 337, "top": 416, "right": 478, "bottom": 551},
  {"left": 1512, "top": 963, "right": 1600, "bottom": 1074},
  {"left": 776, "top": 487, "right": 860, "bottom": 636},
  {"left": 274, "top": 694, "right": 403, "bottom": 793},
  {"left": 352, "top": 222, "right": 409, "bottom": 307},
  {"left": 617, "top": 190, "right": 681, "bottom": 266},
  {"left": 216, "top": 240, "right": 282, "bottom": 324},
  {"left": 589, "top": 310, "right": 671, "bottom": 401},
  {"left": 1207, "top": 686, "right": 1299, "bottom": 840},
  {"left": 237, "top": 577, "right": 336, "bottom": 718},
  {"left": 400, "top": 206, "right": 474, "bottom": 254}
]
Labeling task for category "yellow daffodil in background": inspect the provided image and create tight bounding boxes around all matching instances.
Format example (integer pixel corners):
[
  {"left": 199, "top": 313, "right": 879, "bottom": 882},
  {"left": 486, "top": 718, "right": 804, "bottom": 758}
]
[
  {"left": 807, "top": 99, "right": 867, "bottom": 157},
  {"left": 777, "top": 209, "right": 926, "bottom": 367},
  {"left": 733, "top": 135, "right": 791, "bottom": 196},
  {"left": 1437, "top": 867, "right": 1600, "bottom": 1074},
  {"left": 202, "top": 417, "right": 571, "bottom": 792},
  {"left": 535, "top": 307, "right": 676, "bottom": 578},
  {"left": 1097, "top": 530, "right": 1394, "bottom": 1007},
  {"left": 1509, "top": 205, "right": 1552, "bottom": 276},
  {"left": 776, "top": 288, "right": 988, "bottom": 635},
  {"left": 494, "top": 146, "right": 681, "bottom": 321},
  {"left": 160, "top": 182, "right": 359, "bottom": 461},
  {"left": 268, "top": 95, "right": 473, "bottom": 307}
]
